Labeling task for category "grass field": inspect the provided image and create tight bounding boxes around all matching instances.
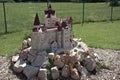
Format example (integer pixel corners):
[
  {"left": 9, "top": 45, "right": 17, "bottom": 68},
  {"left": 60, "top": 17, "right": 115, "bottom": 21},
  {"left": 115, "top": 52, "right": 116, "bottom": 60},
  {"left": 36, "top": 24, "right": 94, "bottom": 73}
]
[
  {"left": 0, "top": 3, "right": 120, "bottom": 33},
  {"left": 0, "top": 3, "right": 120, "bottom": 55}
]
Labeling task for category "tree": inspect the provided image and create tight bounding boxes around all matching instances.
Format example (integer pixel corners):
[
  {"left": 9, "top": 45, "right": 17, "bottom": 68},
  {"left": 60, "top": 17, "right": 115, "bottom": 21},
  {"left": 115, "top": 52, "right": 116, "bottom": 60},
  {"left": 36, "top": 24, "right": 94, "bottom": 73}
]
[{"left": 110, "top": 0, "right": 119, "bottom": 7}]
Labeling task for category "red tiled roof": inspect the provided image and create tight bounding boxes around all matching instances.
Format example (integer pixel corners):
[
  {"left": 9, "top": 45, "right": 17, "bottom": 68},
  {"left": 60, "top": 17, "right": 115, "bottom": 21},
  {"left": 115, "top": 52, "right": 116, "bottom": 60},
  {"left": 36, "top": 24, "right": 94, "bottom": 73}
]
[{"left": 34, "top": 13, "right": 40, "bottom": 25}]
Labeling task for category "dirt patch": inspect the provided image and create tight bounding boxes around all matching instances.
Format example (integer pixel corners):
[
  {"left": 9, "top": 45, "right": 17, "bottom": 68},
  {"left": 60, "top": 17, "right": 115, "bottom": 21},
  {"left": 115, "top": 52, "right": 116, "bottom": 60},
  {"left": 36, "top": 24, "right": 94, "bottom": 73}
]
[{"left": 0, "top": 48, "right": 120, "bottom": 80}]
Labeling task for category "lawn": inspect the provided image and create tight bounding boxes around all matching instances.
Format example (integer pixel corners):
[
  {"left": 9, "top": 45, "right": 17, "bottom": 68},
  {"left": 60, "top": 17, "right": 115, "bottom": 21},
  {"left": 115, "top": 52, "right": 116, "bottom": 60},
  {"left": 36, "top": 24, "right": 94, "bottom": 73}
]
[
  {"left": 73, "top": 21, "right": 120, "bottom": 50},
  {"left": 0, "top": 21, "right": 120, "bottom": 56},
  {"left": 0, "top": 3, "right": 120, "bottom": 55}
]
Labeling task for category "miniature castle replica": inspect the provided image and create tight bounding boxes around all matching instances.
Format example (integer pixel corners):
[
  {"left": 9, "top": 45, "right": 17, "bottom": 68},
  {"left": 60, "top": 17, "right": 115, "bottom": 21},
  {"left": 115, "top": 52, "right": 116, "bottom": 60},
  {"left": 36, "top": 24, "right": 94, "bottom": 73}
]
[
  {"left": 32, "top": 5, "right": 74, "bottom": 51},
  {"left": 11, "top": 5, "right": 100, "bottom": 80}
]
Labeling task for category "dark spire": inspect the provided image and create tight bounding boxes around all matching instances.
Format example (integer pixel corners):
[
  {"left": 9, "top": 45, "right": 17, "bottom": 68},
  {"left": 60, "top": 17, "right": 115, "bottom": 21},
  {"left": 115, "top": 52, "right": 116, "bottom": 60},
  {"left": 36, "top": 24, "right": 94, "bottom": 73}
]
[
  {"left": 44, "top": 4, "right": 55, "bottom": 18},
  {"left": 34, "top": 13, "right": 40, "bottom": 25}
]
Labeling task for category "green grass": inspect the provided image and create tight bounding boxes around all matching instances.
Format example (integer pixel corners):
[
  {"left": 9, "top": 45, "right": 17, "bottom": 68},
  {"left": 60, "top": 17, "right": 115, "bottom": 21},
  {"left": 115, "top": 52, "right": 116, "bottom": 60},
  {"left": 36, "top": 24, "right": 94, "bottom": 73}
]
[
  {"left": 0, "top": 3, "right": 120, "bottom": 55},
  {"left": 0, "top": 30, "right": 30, "bottom": 56},
  {"left": 73, "top": 21, "right": 120, "bottom": 50},
  {"left": 0, "top": 3, "right": 120, "bottom": 33},
  {"left": 0, "top": 21, "right": 120, "bottom": 56}
]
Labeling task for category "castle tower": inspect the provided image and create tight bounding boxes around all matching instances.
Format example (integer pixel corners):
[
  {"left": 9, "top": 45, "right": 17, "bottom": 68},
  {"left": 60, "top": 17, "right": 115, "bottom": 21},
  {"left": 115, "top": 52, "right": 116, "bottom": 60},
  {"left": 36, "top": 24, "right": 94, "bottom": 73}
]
[
  {"left": 62, "top": 27, "right": 71, "bottom": 49},
  {"left": 32, "top": 13, "right": 44, "bottom": 50},
  {"left": 44, "top": 4, "right": 57, "bottom": 28}
]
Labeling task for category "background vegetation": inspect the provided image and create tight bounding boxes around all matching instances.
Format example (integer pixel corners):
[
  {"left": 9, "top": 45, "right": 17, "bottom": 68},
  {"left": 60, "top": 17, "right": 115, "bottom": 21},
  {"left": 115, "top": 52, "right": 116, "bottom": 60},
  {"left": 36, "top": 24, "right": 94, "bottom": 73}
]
[{"left": 0, "top": 0, "right": 120, "bottom": 3}]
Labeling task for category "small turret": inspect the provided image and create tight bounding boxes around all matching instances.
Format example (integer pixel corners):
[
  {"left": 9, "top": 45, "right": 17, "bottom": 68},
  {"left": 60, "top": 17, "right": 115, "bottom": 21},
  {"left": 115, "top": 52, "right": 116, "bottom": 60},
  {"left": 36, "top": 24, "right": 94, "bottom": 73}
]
[
  {"left": 44, "top": 4, "right": 55, "bottom": 18},
  {"left": 44, "top": 4, "right": 57, "bottom": 28},
  {"left": 33, "top": 13, "right": 40, "bottom": 32}
]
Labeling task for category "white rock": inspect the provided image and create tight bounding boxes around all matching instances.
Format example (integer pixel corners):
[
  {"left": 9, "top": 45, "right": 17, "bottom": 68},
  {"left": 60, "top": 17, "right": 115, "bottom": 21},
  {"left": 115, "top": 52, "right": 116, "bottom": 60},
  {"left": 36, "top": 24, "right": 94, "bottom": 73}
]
[
  {"left": 38, "top": 68, "right": 47, "bottom": 80},
  {"left": 23, "top": 65, "right": 39, "bottom": 79},
  {"left": 71, "top": 68, "right": 79, "bottom": 80},
  {"left": 94, "top": 53, "right": 101, "bottom": 62},
  {"left": 27, "top": 38, "right": 31, "bottom": 46},
  {"left": 13, "top": 59, "right": 27, "bottom": 73},
  {"left": 12, "top": 54, "right": 19, "bottom": 62},
  {"left": 25, "top": 47, "right": 31, "bottom": 52},
  {"left": 48, "top": 52, "right": 54, "bottom": 60},
  {"left": 78, "top": 41, "right": 89, "bottom": 52},
  {"left": 51, "top": 66, "right": 59, "bottom": 80},
  {"left": 22, "top": 40, "right": 28, "bottom": 49},
  {"left": 71, "top": 52, "right": 80, "bottom": 64},
  {"left": 62, "top": 65, "right": 70, "bottom": 78},
  {"left": 78, "top": 48, "right": 86, "bottom": 53},
  {"left": 85, "top": 58, "right": 97, "bottom": 71},
  {"left": 54, "top": 60, "right": 64, "bottom": 69}
]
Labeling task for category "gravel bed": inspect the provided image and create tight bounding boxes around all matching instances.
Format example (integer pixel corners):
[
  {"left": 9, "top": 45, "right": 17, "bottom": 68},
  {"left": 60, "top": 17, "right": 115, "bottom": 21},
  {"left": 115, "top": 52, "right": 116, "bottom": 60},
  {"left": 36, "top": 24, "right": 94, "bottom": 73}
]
[{"left": 0, "top": 48, "right": 120, "bottom": 80}]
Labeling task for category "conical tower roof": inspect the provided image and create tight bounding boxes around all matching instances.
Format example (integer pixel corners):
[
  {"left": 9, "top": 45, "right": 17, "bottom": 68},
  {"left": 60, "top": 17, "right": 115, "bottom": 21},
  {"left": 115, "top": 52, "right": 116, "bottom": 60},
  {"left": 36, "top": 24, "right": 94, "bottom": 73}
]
[
  {"left": 34, "top": 13, "right": 40, "bottom": 25},
  {"left": 44, "top": 4, "right": 55, "bottom": 17}
]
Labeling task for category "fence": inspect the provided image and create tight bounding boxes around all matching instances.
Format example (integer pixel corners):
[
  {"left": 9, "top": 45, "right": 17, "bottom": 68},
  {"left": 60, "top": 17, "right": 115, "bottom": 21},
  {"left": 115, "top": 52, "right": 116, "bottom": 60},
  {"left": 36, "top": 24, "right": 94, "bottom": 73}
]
[{"left": 0, "top": 2, "right": 120, "bottom": 33}]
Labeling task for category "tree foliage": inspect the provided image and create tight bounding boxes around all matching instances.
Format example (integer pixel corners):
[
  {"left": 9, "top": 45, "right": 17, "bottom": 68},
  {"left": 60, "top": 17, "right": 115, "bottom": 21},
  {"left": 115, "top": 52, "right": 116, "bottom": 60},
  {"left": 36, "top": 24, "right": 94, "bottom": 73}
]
[
  {"left": 110, "top": 0, "right": 120, "bottom": 6},
  {"left": 13, "top": 0, "right": 109, "bottom": 2}
]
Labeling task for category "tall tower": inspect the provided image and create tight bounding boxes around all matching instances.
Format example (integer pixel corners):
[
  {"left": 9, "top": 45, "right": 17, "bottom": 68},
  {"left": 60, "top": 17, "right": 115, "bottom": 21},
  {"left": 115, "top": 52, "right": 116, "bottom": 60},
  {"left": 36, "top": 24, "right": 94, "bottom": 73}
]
[
  {"left": 62, "top": 27, "right": 71, "bottom": 49},
  {"left": 44, "top": 4, "right": 57, "bottom": 28}
]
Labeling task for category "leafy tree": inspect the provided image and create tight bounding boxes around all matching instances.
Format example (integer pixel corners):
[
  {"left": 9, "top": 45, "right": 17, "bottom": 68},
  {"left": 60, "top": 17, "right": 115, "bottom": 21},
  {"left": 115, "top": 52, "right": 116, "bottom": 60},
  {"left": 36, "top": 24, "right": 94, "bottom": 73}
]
[{"left": 110, "top": 0, "right": 119, "bottom": 6}]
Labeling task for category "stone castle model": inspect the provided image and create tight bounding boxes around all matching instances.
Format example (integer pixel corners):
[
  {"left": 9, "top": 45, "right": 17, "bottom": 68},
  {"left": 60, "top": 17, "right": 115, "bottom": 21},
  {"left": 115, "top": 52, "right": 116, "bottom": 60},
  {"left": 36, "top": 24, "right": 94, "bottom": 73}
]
[
  {"left": 31, "top": 5, "right": 75, "bottom": 51},
  {"left": 11, "top": 5, "right": 100, "bottom": 80}
]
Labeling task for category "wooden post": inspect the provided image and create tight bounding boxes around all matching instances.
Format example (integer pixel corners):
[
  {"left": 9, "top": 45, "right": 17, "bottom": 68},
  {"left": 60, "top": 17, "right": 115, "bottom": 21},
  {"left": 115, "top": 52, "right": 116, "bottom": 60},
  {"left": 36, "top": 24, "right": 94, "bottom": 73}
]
[{"left": 1, "top": 1, "right": 7, "bottom": 33}]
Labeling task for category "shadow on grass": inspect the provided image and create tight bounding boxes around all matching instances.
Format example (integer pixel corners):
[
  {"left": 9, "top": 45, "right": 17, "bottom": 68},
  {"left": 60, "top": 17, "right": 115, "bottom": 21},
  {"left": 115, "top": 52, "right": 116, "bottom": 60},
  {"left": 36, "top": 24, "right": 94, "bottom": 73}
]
[{"left": 0, "top": 30, "right": 22, "bottom": 36}]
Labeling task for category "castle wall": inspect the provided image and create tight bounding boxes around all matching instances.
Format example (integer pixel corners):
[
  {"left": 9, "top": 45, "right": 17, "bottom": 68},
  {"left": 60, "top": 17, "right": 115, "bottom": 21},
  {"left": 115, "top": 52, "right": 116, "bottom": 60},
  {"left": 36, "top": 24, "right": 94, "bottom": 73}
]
[
  {"left": 57, "top": 31, "right": 62, "bottom": 48},
  {"left": 31, "top": 32, "right": 40, "bottom": 50},
  {"left": 31, "top": 29, "right": 58, "bottom": 50}
]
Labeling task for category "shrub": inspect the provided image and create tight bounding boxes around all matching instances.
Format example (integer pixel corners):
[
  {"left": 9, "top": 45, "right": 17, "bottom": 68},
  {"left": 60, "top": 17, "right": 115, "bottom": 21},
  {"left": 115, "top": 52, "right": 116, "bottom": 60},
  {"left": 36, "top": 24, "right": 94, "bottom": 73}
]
[{"left": 46, "top": 59, "right": 54, "bottom": 79}]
